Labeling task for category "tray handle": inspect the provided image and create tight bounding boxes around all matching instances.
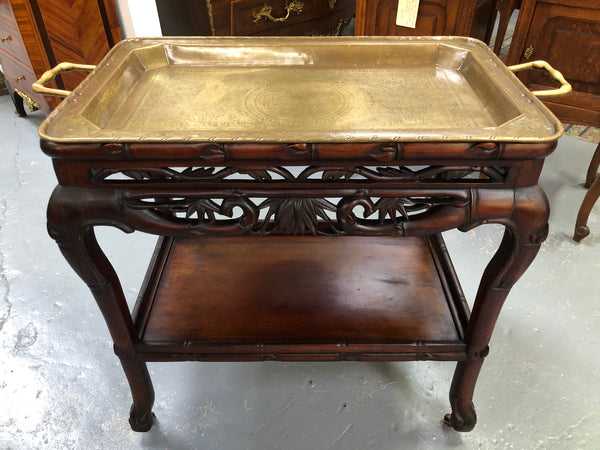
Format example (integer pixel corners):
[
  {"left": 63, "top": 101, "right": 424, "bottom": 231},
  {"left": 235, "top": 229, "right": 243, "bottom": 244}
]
[
  {"left": 508, "top": 60, "right": 572, "bottom": 98},
  {"left": 32, "top": 62, "right": 96, "bottom": 98}
]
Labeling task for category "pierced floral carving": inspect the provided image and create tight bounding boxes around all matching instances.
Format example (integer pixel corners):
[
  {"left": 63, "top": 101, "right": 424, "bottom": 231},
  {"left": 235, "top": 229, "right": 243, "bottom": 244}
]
[
  {"left": 258, "top": 198, "right": 340, "bottom": 235},
  {"left": 92, "top": 165, "right": 507, "bottom": 184},
  {"left": 124, "top": 192, "right": 471, "bottom": 236}
]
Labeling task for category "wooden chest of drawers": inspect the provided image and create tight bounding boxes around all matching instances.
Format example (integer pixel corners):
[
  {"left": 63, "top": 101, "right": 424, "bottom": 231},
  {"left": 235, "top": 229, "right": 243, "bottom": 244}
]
[
  {"left": 0, "top": 0, "right": 49, "bottom": 113},
  {"left": 0, "top": 0, "right": 121, "bottom": 115}
]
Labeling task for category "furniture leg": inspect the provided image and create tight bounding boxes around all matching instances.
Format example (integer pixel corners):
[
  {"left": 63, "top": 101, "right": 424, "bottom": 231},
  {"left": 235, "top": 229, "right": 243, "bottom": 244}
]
[
  {"left": 584, "top": 143, "right": 600, "bottom": 189},
  {"left": 493, "top": 0, "right": 521, "bottom": 55},
  {"left": 46, "top": 186, "right": 156, "bottom": 431},
  {"left": 121, "top": 358, "right": 156, "bottom": 431},
  {"left": 446, "top": 186, "right": 549, "bottom": 431},
  {"left": 573, "top": 173, "right": 600, "bottom": 242},
  {"left": 12, "top": 90, "right": 27, "bottom": 117}
]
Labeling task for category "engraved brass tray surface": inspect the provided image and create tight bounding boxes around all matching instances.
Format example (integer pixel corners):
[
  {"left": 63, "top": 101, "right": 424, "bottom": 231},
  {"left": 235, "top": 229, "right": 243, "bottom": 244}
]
[{"left": 38, "top": 36, "right": 562, "bottom": 144}]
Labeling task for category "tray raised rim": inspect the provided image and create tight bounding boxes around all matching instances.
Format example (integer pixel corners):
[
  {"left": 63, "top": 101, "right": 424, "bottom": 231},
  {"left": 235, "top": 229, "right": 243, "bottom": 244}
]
[{"left": 38, "top": 36, "right": 563, "bottom": 145}]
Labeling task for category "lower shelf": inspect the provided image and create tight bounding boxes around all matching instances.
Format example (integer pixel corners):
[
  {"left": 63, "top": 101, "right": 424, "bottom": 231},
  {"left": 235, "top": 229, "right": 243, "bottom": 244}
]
[{"left": 133, "top": 234, "right": 470, "bottom": 361}]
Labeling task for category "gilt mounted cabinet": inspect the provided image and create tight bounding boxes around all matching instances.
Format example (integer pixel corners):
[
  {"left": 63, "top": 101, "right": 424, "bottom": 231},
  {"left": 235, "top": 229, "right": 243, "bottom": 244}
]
[
  {"left": 156, "top": 0, "right": 356, "bottom": 36},
  {"left": 506, "top": 0, "right": 600, "bottom": 126}
]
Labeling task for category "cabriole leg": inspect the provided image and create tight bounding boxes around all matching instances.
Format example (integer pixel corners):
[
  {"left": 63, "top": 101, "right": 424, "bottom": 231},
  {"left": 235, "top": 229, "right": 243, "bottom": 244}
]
[
  {"left": 445, "top": 186, "right": 549, "bottom": 431},
  {"left": 47, "top": 186, "right": 156, "bottom": 431}
]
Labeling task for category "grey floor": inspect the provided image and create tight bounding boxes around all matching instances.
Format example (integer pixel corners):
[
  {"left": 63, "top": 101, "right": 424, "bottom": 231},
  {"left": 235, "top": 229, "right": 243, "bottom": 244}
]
[{"left": 0, "top": 93, "right": 599, "bottom": 449}]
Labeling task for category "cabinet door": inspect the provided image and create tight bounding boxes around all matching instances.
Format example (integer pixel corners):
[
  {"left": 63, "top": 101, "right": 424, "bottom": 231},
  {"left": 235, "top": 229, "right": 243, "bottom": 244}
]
[
  {"left": 516, "top": 1, "right": 600, "bottom": 125},
  {"left": 356, "top": 0, "right": 460, "bottom": 36}
]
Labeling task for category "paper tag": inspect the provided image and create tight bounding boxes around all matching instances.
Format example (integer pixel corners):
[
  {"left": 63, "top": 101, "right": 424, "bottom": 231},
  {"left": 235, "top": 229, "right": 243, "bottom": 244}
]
[{"left": 396, "top": 0, "right": 420, "bottom": 28}]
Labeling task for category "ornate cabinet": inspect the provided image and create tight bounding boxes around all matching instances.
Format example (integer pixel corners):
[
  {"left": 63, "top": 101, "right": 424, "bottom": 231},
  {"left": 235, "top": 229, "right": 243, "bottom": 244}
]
[
  {"left": 156, "top": 0, "right": 356, "bottom": 36},
  {"left": 506, "top": 0, "right": 600, "bottom": 126},
  {"left": 355, "top": 0, "right": 496, "bottom": 39},
  {"left": 0, "top": 0, "right": 121, "bottom": 115}
]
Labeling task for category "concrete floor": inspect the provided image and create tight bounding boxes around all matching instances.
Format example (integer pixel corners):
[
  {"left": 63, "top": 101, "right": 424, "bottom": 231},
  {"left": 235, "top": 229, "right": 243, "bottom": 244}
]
[{"left": 0, "top": 93, "right": 599, "bottom": 449}]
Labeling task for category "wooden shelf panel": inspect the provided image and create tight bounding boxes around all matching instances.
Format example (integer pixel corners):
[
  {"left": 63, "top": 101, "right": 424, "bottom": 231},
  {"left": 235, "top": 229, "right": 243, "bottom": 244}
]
[{"left": 134, "top": 235, "right": 469, "bottom": 357}]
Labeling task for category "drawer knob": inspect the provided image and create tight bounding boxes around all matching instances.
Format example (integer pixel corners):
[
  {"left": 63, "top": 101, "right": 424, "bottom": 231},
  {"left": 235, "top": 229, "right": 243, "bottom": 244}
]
[
  {"left": 523, "top": 44, "right": 534, "bottom": 60},
  {"left": 15, "top": 75, "right": 26, "bottom": 82},
  {"left": 1, "top": 35, "right": 12, "bottom": 43},
  {"left": 252, "top": 0, "right": 304, "bottom": 23}
]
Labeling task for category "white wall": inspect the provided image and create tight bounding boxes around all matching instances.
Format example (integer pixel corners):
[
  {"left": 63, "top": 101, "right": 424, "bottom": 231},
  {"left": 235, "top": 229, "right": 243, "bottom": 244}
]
[{"left": 114, "top": 0, "right": 162, "bottom": 38}]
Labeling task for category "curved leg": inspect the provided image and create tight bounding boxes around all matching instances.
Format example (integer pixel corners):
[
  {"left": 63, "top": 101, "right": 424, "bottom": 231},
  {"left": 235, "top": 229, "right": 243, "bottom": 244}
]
[
  {"left": 584, "top": 143, "right": 600, "bottom": 189},
  {"left": 493, "top": 0, "right": 520, "bottom": 55},
  {"left": 47, "top": 186, "right": 156, "bottom": 431},
  {"left": 446, "top": 187, "right": 549, "bottom": 431},
  {"left": 573, "top": 175, "right": 600, "bottom": 242}
]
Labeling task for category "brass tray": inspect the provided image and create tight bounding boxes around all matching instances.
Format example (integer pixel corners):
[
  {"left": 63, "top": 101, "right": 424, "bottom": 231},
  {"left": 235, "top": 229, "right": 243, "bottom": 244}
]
[{"left": 37, "top": 36, "right": 563, "bottom": 143}]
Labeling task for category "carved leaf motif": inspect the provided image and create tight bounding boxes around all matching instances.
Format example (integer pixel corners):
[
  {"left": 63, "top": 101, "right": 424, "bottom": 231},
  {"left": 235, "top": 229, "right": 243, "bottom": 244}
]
[
  {"left": 374, "top": 198, "right": 409, "bottom": 223},
  {"left": 439, "top": 169, "right": 475, "bottom": 181},
  {"left": 466, "top": 142, "right": 500, "bottom": 158},
  {"left": 197, "top": 145, "right": 226, "bottom": 162},
  {"left": 121, "top": 170, "right": 158, "bottom": 181},
  {"left": 321, "top": 169, "right": 355, "bottom": 181},
  {"left": 180, "top": 167, "right": 216, "bottom": 178},
  {"left": 368, "top": 145, "right": 397, "bottom": 162},
  {"left": 375, "top": 167, "right": 415, "bottom": 179},
  {"left": 247, "top": 170, "right": 273, "bottom": 181},
  {"left": 92, "top": 164, "right": 507, "bottom": 185},
  {"left": 259, "top": 198, "right": 338, "bottom": 235},
  {"left": 185, "top": 199, "right": 222, "bottom": 221}
]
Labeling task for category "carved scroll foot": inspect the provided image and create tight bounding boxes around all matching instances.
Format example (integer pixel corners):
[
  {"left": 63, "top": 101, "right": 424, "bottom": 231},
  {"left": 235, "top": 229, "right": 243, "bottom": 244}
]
[
  {"left": 129, "top": 407, "right": 156, "bottom": 432},
  {"left": 444, "top": 396, "right": 477, "bottom": 432},
  {"left": 573, "top": 175, "right": 600, "bottom": 242},
  {"left": 444, "top": 358, "right": 482, "bottom": 432},
  {"left": 443, "top": 406, "right": 476, "bottom": 432},
  {"left": 120, "top": 357, "right": 156, "bottom": 432},
  {"left": 573, "top": 225, "right": 590, "bottom": 242}
]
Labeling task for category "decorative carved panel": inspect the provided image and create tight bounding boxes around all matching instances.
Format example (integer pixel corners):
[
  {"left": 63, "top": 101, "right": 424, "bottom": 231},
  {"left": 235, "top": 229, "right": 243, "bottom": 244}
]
[{"left": 123, "top": 191, "right": 472, "bottom": 236}]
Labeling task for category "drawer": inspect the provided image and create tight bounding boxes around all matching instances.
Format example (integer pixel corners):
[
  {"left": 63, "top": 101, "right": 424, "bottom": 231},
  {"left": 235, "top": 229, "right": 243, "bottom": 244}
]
[
  {"left": 0, "top": 18, "right": 30, "bottom": 65},
  {"left": 231, "top": 0, "right": 353, "bottom": 35},
  {"left": 0, "top": 0, "right": 15, "bottom": 23},
  {"left": 0, "top": 50, "right": 48, "bottom": 111}
]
